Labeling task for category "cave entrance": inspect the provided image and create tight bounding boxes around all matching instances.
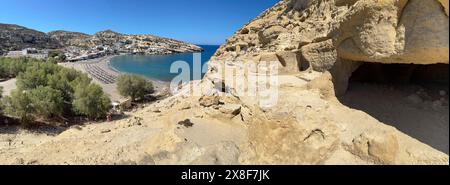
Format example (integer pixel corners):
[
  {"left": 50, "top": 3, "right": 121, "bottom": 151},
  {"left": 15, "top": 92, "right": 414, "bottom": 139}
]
[{"left": 338, "top": 62, "right": 449, "bottom": 154}]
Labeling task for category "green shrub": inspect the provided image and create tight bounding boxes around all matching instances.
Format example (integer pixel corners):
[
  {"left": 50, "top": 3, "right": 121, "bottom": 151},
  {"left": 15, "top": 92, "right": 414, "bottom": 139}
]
[
  {"left": 117, "top": 74, "right": 154, "bottom": 101},
  {"left": 0, "top": 57, "right": 112, "bottom": 124},
  {"left": 47, "top": 67, "right": 92, "bottom": 102},
  {"left": 48, "top": 51, "right": 66, "bottom": 63},
  {"left": 16, "top": 62, "right": 59, "bottom": 90},
  {"left": 28, "top": 86, "right": 64, "bottom": 119},
  {"left": 2, "top": 90, "right": 35, "bottom": 125},
  {"left": 2, "top": 87, "right": 65, "bottom": 124}
]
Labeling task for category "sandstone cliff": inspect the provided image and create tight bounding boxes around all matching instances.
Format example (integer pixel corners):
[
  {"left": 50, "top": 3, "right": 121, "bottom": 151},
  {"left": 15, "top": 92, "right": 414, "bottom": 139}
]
[{"left": 0, "top": 0, "right": 448, "bottom": 165}]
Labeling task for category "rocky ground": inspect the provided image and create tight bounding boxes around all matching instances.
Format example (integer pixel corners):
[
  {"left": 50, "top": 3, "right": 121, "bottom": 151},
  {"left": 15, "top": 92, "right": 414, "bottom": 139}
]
[
  {"left": 0, "top": 77, "right": 447, "bottom": 165},
  {"left": 0, "top": 0, "right": 449, "bottom": 165},
  {"left": 0, "top": 92, "right": 247, "bottom": 165}
]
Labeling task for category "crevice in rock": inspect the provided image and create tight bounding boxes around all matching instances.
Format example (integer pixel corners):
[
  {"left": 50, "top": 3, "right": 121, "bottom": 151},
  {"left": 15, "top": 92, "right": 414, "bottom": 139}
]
[
  {"left": 298, "top": 51, "right": 311, "bottom": 71},
  {"left": 303, "top": 129, "right": 326, "bottom": 142},
  {"left": 396, "top": 0, "right": 410, "bottom": 27}
]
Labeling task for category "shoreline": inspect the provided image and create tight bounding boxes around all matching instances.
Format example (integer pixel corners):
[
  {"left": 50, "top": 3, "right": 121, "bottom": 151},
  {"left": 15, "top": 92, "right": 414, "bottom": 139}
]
[
  {"left": 59, "top": 55, "right": 171, "bottom": 103},
  {"left": 107, "top": 55, "right": 171, "bottom": 88}
]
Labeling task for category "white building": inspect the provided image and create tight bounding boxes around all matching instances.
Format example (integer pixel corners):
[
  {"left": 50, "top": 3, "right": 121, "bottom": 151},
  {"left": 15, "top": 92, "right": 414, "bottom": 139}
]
[{"left": 6, "top": 48, "right": 48, "bottom": 59}]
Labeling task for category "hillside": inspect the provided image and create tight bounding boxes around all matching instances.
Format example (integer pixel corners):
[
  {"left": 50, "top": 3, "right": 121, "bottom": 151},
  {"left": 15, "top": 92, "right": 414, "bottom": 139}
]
[
  {"left": 48, "top": 30, "right": 91, "bottom": 47},
  {"left": 0, "top": 24, "right": 60, "bottom": 55},
  {"left": 0, "top": 24, "right": 203, "bottom": 57}
]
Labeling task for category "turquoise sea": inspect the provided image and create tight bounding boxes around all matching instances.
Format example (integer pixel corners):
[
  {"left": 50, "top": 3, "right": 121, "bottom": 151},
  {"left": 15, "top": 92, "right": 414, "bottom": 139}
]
[{"left": 109, "top": 45, "right": 220, "bottom": 82}]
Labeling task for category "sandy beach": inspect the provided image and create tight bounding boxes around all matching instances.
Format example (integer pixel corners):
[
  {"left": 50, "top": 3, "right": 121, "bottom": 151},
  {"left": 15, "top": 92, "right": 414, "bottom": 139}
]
[{"left": 59, "top": 55, "right": 170, "bottom": 102}]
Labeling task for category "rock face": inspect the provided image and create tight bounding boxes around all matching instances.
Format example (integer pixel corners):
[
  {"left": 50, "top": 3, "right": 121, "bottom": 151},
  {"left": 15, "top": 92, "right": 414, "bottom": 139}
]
[
  {"left": 208, "top": 0, "right": 449, "bottom": 96},
  {"left": 0, "top": 0, "right": 448, "bottom": 165},
  {"left": 336, "top": 0, "right": 449, "bottom": 65},
  {"left": 0, "top": 24, "right": 61, "bottom": 55},
  {"left": 214, "top": 0, "right": 448, "bottom": 67}
]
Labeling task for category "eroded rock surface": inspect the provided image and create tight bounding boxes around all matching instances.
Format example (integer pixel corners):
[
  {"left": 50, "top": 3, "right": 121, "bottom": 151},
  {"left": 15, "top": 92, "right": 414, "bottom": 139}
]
[{"left": 0, "top": 0, "right": 448, "bottom": 165}]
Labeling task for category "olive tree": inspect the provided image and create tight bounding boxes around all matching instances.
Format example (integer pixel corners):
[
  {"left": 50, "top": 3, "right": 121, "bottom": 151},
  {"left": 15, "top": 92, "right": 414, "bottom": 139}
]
[
  {"left": 1, "top": 57, "right": 113, "bottom": 125},
  {"left": 117, "top": 74, "right": 154, "bottom": 101},
  {"left": 2, "top": 90, "right": 35, "bottom": 124},
  {"left": 28, "top": 86, "right": 64, "bottom": 119},
  {"left": 73, "top": 84, "right": 111, "bottom": 120}
]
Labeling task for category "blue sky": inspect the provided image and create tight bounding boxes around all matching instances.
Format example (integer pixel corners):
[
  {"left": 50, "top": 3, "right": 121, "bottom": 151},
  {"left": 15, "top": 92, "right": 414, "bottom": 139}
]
[{"left": 0, "top": 0, "right": 279, "bottom": 45}]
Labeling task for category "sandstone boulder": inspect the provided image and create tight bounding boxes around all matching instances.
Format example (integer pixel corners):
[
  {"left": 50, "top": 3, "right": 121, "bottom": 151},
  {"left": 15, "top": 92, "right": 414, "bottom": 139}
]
[
  {"left": 352, "top": 131, "right": 399, "bottom": 164},
  {"left": 199, "top": 96, "right": 220, "bottom": 107},
  {"left": 219, "top": 104, "right": 242, "bottom": 116},
  {"left": 336, "top": 0, "right": 449, "bottom": 65},
  {"left": 259, "top": 26, "right": 287, "bottom": 45},
  {"left": 275, "top": 51, "right": 304, "bottom": 74}
]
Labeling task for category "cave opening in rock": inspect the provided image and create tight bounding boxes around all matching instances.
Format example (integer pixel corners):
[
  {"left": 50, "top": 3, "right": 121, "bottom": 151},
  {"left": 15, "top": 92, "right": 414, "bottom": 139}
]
[{"left": 338, "top": 62, "right": 449, "bottom": 154}]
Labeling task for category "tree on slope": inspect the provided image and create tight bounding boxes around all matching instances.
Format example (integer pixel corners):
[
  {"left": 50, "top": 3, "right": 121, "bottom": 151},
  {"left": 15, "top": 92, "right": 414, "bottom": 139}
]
[{"left": 73, "top": 83, "right": 111, "bottom": 120}]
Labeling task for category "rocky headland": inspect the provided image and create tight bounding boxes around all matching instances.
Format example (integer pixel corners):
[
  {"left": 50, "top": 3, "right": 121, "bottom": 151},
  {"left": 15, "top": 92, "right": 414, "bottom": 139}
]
[{"left": 0, "top": 24, "right": 203, "bottom": 58}]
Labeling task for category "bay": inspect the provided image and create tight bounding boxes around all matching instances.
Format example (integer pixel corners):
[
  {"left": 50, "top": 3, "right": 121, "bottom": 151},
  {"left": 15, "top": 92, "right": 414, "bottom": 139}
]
[{"left": 109, "top": 45, "right": 219, "bottom": 82}]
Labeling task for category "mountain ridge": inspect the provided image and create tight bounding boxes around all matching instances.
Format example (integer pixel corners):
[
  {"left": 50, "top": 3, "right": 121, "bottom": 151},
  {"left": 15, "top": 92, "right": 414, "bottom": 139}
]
[
  {"left": 0, "top": 23, "right": 61, "bottom": 55},
  {"left": 0, "top": 23, "right": 203, "bottom": 56}
]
